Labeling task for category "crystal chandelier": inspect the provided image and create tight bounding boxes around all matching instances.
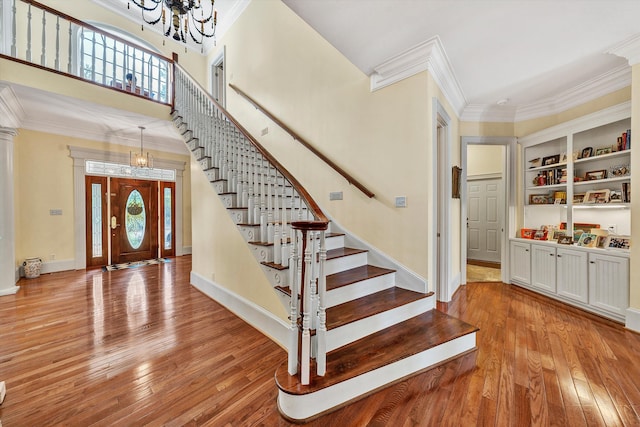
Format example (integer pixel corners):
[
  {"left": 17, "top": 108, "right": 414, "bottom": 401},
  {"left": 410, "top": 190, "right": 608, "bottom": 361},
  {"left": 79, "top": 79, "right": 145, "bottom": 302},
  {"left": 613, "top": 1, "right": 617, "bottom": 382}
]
[
  {"left": 131, "top": 126, "right": 153, "bottom": 168},
  {"left": 127, "top": 0, "right": 218, "bottom": 46}
]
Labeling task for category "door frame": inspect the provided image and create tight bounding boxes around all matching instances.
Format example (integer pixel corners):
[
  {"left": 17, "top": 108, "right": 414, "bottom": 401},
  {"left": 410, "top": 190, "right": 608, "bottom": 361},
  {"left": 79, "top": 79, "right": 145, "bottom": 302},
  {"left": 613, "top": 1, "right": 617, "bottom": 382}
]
[
  {"left": 70, "top": 146, "right": 187, "bottom": 270},
  {"left": 460, "top": 136, "right": 517, "bottom": 284}
]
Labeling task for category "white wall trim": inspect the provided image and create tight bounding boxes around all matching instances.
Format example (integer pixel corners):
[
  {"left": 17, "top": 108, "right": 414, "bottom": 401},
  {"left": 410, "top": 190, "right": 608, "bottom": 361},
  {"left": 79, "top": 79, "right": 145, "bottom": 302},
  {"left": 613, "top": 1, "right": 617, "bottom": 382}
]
[
  {"left": 190, "top": 271, "right": 289, "bottom": 349},
  {"left": 449, "top": 272, "right": 460, "bottom": 300},
  {"left": 0, "top": 84, "right": 24, "bottom": 128},
  {"left": 16, "top": 259, "right": 75, "bottom": 277},
  {"left": 626, "top": 307, "right": 640, "bottom": 334},
  {"left": 467, "top": 172, "right": 502, "bottom": 181},
  {"left": 607, "top": 34, "right": 640, "bottom": 66},
  {"left": 0, "top": 285, "right": 19, "bottom": 296},
  {"left": 371, "top": 36, "right": 466, "bottom": 116},
  {"left": 182, "top": 246, "right": 192, "bottom": 255}
]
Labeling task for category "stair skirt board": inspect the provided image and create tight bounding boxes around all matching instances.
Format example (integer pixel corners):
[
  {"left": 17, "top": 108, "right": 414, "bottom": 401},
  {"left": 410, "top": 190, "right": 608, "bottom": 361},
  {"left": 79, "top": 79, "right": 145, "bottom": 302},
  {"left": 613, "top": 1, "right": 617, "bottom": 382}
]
[
  {"left": 324, "top": 296, "right": 435, "bottom": 352},
  {"left": 277, "top": 333, "right": 477, "bottom": 422}
]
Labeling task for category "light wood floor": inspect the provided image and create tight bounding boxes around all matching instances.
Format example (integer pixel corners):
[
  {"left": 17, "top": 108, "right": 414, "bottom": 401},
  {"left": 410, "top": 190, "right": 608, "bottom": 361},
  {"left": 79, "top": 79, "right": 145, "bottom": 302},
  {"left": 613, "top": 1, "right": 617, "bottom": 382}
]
[{"left": 1, "top": 256, "right": 639, "bottom": 426}]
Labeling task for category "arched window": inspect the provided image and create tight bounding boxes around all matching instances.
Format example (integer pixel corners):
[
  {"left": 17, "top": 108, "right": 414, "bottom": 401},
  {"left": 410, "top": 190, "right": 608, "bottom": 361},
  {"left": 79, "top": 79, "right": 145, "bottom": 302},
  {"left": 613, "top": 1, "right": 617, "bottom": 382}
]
[{"left": 78, "top": 24, "right": 170, "bottom": 103}]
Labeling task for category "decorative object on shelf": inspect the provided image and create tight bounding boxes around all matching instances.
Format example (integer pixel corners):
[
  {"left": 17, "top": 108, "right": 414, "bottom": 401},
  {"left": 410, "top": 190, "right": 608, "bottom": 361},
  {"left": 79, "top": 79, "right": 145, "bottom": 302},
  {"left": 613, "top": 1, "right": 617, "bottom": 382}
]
[
  {"left": 529, "top": 157, "right": 541, "bottom": 168},
  {"left": 560, "top": 152, "right": 567, "bottom": 162},
  {"left": 557, "top": 235, "right": 573, "bottom": 245},
  {"left": 604, "top": 235, "right": 630, "bottom": 250},
  {"left": 23, "top": 257, "right": 43, "bottom": 279},
  {"left": 596, "top": 235, "right": 608, "bottom": 249},
  {"left": 542, "top": 154, "right": 560, "bottom": 166},
  {"left": 573, "top": 193, "right": 585, "bottom": 203},
  {"left": 572, "top": 151, "right": 580, "bottom": 161},
  {"left": 577, "top": 233, "right": 597, "bottom": 248},
  {"left": 580, "top": 147, "right": 593, "bottom": 159},
  {"left": 609, "top": 190, "right": 622, "bottom": 202},
  {"left": 533, "top": 174, "right": 547, "bottom": 186},
  {"left": 560, "top": 222, "right": 600, "bottom": 232},
  {"left": 585, "top": 169, "right": 607, "bottom": 181},
  {"left": 550, "top": 230, "right": 565, "bottom": 241},
  {"left": 553, "top": 191, "right": 566, "bottom": 204},
  {"left": 452, "top": 166, "right": 462, "bottom": 198},
  {"left": 595, "top": 146, "right": 613, "bottom": 156},
  {"left": 533, "top": 229, "right": 548, "bottom": 240},
  {"left": 609, "top": 164, "right": 630, "bottom": 177},
  {"left": 520, "top": 228, "right": 535, "bottom": 239},
  {"left": 573, "top": 229, "right": 584, "bottom": 242},
  {"left": 617, "top": 129, "right": 631, "bottom": 150},
  {"left": 622, "top": 182, "right": 631, "bottom": 202},
  {"left": 529, "top": 194, "right": 550, "bottom": 205},
  {"left": 584, "top": 189, "right": 610, "bottom": 204},
  {"left": 130, "top": 126, "right": 153, "bottom": 168},
  {"left": 126, "top": 0, "right": 218, "bottom": 47}
]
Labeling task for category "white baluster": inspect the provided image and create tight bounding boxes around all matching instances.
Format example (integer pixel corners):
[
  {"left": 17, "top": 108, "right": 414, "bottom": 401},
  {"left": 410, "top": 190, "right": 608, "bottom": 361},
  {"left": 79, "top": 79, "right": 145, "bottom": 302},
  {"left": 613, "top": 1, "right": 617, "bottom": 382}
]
[
  {"left": 281, "top": 188, "right": 289, "bottom": 267},
  {"left": 273, "top": 186, "right": 282, "bottom": 265},
  {"left": 247, "top": 161, "right": 254, "bottom": 224},
  {"left": 300, "top": 230, "right": 313, "bottom": 385},
  {"left": 40, "top": 10, "right": 46, "bottom": 66},
  {"left": 26, "top": 4, "right": 32, "bottom": 62},
  {"left": 260, "top": 163, "right": 267, "bottom": 243},
  {"left": 316, "top": 230, "right": 327, "bottom": 376},
  {"left": 267, "top": 167, "right": 274, "bottom": 244},
  {"left": 11, "top": 0, "right": 17, "bottom": 57},
  {"left": 288, "top": 229, "right": 300, "bottom": 375}
]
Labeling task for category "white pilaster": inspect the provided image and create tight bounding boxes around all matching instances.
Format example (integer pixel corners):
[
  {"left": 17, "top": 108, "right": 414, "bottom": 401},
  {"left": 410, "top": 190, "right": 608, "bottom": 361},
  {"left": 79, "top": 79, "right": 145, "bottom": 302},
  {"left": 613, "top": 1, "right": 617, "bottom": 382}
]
[{"left": 0, "top": 127, "right": 19, "bottom": 296}]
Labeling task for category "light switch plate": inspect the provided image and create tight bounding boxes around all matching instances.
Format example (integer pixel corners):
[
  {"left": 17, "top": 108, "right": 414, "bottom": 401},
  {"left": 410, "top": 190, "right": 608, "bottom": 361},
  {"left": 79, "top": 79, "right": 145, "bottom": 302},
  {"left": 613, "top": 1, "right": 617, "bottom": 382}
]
[
  {"left": 330, "top": 192, "right": 343, "bottom": 201},
  {"left": 395, "top": 196, "right": 407, "bottom": 208}
]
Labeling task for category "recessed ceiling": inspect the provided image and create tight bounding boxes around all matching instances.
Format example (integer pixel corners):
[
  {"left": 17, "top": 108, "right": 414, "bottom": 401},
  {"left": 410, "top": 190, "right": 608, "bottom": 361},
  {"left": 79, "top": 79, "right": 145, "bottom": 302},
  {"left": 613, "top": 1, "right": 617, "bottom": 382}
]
[{"left": 282, "top": 0, "right": 640, "bottom": 117}]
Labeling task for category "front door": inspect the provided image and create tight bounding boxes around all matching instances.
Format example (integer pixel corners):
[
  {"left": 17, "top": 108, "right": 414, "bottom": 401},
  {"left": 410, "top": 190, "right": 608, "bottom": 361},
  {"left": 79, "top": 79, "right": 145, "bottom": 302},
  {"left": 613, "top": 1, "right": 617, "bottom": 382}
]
[
  {"left": 111, "top": 178, "right": 158, "bottom": 264},
  {"left": 467, "top": 178, "right": 502, "bottom": 263}
]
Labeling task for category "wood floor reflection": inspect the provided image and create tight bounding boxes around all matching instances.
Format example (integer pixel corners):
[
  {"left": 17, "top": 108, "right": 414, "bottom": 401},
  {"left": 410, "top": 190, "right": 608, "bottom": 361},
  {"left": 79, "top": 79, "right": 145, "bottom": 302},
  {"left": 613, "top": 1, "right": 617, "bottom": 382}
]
[{"left": 1, "top": 256, "right": 639, "bottom": 426}]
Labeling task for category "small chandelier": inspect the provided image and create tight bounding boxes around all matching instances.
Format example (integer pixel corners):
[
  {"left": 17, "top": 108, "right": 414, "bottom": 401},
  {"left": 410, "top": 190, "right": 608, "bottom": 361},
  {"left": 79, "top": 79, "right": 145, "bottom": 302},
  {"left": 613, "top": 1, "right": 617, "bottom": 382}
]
[
  {"left": 131, "top": 126, "right": 153, "bottom": 168},
  {"left": 127, "top": 0, "right": 218, "bottom": 46}
]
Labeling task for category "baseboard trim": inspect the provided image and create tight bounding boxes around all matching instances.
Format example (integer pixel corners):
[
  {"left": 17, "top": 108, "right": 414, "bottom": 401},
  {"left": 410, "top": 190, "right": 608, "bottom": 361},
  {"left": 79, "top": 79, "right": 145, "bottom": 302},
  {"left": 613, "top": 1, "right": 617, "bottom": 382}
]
[
  {"left": 626, "top": 307, "right": 640, "bottom": 333},
  {"left": 182, "top": 246, "right": 192, "bottom": 255},
  {"left": 190, "top": 271, "right": 289, "bottom": 348},
  {"left": 41, "top": 259, "right": 75, "bottom": 275},
  {"left": 0, "top": 286, "right": 20, "bottom": 296}
]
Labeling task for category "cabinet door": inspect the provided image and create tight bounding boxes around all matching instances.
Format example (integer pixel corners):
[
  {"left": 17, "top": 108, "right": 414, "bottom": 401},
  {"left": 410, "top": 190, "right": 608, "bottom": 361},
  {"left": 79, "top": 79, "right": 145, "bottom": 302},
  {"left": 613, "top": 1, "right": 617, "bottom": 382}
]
[
  {"left": 556, "top": 248, "right": 588, "bottom": 303},
  {"left": 588, "top": 253, "right": 629, "bottom": 317},
  {"left": 531, "top": 244, "right": 556, "bottom": 292},
  {"left": 510, "top": 241, "right": 531, "bottom": 285}
]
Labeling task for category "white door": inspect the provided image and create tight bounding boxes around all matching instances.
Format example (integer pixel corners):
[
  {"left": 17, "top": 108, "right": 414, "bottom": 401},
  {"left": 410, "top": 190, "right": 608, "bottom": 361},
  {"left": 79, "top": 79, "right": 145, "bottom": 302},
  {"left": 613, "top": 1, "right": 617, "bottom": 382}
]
[{"left": 467, "top": 178, "right": 501, "bottom": 263}]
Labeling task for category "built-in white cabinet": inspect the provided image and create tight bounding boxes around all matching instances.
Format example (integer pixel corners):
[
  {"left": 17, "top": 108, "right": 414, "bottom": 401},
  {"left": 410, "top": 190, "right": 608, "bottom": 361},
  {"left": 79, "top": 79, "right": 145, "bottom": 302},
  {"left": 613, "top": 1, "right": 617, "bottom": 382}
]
[
  {"left": 509, "top": 238, "right": 628, "bottom": 322},
  {"left": 510, "top": 241, "right": 531, "bottom": 285},
  {"left": 588, "top": 252, "right": 629, "bottom": 318},
  {"left": 531, "top": 244, "right": 556, "bottom": 293}
]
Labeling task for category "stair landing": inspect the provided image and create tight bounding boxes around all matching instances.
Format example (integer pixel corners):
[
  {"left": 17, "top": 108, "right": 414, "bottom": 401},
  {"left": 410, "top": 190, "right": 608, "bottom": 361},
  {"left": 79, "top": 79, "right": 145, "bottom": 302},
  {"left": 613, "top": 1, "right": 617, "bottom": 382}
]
[{"left": 275, "top": 309, "right": 478, "bottom": 422}]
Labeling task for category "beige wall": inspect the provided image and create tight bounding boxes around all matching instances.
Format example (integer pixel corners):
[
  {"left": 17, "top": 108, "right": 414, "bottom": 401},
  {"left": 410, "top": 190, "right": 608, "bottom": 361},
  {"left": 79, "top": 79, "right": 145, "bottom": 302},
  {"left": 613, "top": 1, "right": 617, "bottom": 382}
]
[
  {"left": 197, "top": 0, "right": 435, "bottom": 304},
  {"left": 630, "top": 65, "right": 640, "bottom": 311},
  {"left": 467, "top": 145, "right": 504, "bottom": 177},
  {"left": 13, "top": 129, "right": 191, "bottom": 268}
]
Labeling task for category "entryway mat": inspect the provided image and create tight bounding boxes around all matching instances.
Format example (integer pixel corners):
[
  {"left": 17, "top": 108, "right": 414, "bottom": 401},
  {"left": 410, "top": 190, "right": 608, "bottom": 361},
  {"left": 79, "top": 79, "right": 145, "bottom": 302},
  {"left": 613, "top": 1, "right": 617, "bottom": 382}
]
[{"left": 102, "top": 258, "right": 171, "bottom": 272}]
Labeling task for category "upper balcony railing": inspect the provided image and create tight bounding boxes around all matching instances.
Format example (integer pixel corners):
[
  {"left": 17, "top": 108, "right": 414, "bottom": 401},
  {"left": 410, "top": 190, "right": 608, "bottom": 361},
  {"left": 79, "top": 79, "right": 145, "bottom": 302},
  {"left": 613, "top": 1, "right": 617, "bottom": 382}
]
[{"left": 0, "top": 0, "right": 173, "bottom": 104}]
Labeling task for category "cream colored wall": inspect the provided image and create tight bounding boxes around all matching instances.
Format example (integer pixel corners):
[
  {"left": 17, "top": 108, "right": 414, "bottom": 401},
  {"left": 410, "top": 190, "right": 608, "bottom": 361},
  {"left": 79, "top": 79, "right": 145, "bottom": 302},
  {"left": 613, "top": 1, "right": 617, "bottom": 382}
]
[
  {"left": 460, "top": 121, "right": 514, "bottom": 137},
  {"left": 630, "top": 65, "right": 640, "bottom": 311},
  {"left": 467, "top": 145, "right": 504, "bottom": 176},
  {"left": 200, "top": 0, "right": 432, "bottom": 293},
  {"left": 13, "top": 129, "right": 191, "bottom": 267}
]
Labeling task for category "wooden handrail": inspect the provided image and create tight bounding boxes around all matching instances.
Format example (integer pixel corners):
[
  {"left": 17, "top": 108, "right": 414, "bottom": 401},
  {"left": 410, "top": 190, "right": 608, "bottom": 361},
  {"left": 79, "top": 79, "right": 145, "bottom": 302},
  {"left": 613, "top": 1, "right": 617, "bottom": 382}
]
[
  {"left": 174, "top": 63, "right": 329, "bottom": 225},
  {"left": 229, "top": 84, "right": 375, "bottom": 199}
]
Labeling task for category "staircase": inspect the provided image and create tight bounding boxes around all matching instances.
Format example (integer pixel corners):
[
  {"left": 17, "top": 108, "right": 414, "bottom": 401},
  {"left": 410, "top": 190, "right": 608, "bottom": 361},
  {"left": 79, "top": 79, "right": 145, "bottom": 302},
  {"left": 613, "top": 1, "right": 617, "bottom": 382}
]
[{"left": 172, "top": 64, "right": 478, "bottom": 422}]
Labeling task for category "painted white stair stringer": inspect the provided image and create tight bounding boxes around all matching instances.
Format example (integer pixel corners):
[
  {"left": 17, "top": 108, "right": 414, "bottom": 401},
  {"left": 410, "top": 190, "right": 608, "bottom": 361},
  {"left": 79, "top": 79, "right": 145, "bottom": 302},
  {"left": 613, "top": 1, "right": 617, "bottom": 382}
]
[{"left": 277, "top": 332, "right": 477, "bottom": 421}]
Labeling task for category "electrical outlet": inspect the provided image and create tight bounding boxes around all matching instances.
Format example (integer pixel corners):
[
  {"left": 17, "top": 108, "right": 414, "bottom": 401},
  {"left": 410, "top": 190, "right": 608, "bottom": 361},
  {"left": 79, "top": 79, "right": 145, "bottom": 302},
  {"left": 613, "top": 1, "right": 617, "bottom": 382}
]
[
  {"left": 395, "top": 196, "right": 407, "bottom": 208},
  {"left": 49, "top": 209, "right": 62, "bottom": 216},
  {"left": 329, "top": 191, "right": 343, "bottom": 201}
]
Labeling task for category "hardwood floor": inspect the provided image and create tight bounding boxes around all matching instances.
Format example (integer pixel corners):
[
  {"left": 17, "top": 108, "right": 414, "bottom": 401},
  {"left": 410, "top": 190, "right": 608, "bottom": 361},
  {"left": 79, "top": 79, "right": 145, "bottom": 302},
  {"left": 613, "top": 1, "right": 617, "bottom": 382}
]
[{"left": 1, "top": 256, "right": 639, "bottom": 426}]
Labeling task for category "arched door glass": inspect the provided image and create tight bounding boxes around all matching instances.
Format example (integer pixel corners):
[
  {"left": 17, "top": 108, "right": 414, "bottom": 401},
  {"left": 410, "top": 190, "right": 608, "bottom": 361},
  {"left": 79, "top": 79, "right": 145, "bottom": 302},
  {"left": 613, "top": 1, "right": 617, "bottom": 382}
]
[{"left": 125, "top": 190, "right": 146, "bottom": 249}]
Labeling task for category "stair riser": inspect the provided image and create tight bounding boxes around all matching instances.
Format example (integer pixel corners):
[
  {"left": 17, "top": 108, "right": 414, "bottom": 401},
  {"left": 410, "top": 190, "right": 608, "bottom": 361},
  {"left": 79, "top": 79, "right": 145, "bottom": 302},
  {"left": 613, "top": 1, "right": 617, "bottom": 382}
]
[
  {"left": 277, "top": 333, "right": 477, "bottom": 422},
  {"left": 187, "top": 139, "right": 202, "bottom": 151},
  {"left": 324, "top": 296, "right": 435, "bottom": 352},
  {"left": 227, "top": 209, "right": 248, "bottom": 225},
  {"left": 211, "top": 180, "right": 227, "bottom": 194},
  {"left": 325, "top": 253, "right": 368, "bottom": 275},
  {"left": 325, "top": 235, "right": 344, "bottom": 251},
  {"left": 192, "top": 147, "right": 205, "bottom": 158},
  {"left": 326, "top": 272, "right": 395, "bottom": 308},
  {"left": 206, "top": 169, "right": 220, "bottom": 182},
  {"left": 260, "top": 265, "right": 290, "bottom": 288},
  {"left": 237, "top": 225, "right": 260, "bottom": 242},
  {"left": 198, "top": 158, "right": 212, "bottom": 170},
  {"left": 219, "top": 193, "right": 237, "bottom": 208}
]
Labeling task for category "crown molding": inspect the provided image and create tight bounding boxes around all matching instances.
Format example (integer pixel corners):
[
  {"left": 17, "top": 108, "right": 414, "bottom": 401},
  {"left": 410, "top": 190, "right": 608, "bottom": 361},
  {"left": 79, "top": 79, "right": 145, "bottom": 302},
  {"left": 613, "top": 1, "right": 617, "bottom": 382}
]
[
  {"left": 607, "top": 33, "right": 640, "bottom": 66},
  {"left": 460, "top": 65, "right": 631, "bottom": 123},
  {"left": 0, "top": 84, "right": 25, "bottom": 128},
  {"left": 370, "top": 36, "right": 466, "bottom": 115}
]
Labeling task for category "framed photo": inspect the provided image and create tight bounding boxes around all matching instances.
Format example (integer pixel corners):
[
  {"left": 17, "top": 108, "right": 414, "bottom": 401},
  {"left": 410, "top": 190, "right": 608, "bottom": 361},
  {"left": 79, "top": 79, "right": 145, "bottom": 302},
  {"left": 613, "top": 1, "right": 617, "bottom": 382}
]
[
  {"left": 577, "top": 233, "right": 597, "bottom": 248},
  {"left": 452, "top": 166, "right": 462, "bottom": 198},
  {"left": 595, "top": 146, "right": 612, "bottom": 156},
  {"left": 604, "top": 235, "right": 631, "bottom": 250},
  {"left": 520, "top": 228, "right": 535, "bottom": 239},
  {"left": 585, "top": 170, "right": 607, "bottom": 181},
  {"left": 573, "top": 193, "right": 585, "bottom": 203},
  {"left": 596, "top": 235, "right": 608, "bottom": 249},
  {"left": 609, "top": 190, "right": 622, "bottom": 202},
  {"left": 529, "top": 194, "right": 550, "bottom": 205},
  {"left": 609, "top": 164, "right": 630, "bottom": 177},
  {"left": 557, "top": 235, "right": 573, "bottom": 245},
  {"left": 584, "top": 189, "right": 610, "bottom": 204},
  {"left": 551, "top": 230, "right": 566, "bottom": 241},
  {"left": 542, "top": 154, "right": 560, "bottom": 166},
  {"left": 533, "top": 229, "right": 548, "bottom": 240},
  {"left": 580, "top": 147, "right": 593, "bottom": 159},
  {"left": 573, "top": 230, "right": 584, "bottom": 242},
  {"left": 528, "top": 157, "right": 542, "bottom": 168}
]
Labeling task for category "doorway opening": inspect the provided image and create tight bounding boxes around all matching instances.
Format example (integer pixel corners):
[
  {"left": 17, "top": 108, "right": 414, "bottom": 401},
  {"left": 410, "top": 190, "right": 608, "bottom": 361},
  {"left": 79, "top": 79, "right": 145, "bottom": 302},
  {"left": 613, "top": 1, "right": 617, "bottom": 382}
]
[
  {"left": 85, "top": 176, "right": 175, "bottom": 267},
  {"left": 211, "top": 48, "right": 226, "bottom": 107}
]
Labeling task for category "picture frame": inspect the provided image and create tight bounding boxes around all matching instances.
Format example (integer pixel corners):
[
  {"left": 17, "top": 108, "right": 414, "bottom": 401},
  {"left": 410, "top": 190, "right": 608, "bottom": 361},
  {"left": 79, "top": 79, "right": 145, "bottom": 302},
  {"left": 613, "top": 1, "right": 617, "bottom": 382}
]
[
  {"left": 573, "top": 229, "right": 584, "bottom": 242},
  {"left": 529, "top": 194, "right": 550, "bottom": 205},
  {"left": 580, "top": 147, "right": 593, "bottom": 159},
  {"left": 585, "top": 169, "right": 607, "bottom": 181},
  {"left": 520, "top": 228, "right": 535, "bottom": 239},
  {"left": 542, "top": 154, "right": 560, "bottom": 166},
  {"left": 528, "top": 157, "right": 542, "bottom": 168},
  {"left": 609, "top": 190, "right": 622, "bottom": 202},
  {"left": 596, "top": 235, "right": 608, "bottom": 249},
  {"left": 604, "top": 235, "right": 631, "bottom": 251},
  {"left": 551, "top": 230, "right": 565, "bottom": 241},
  {"left": 573, "top": 193, "right": 585, "bottom": 204},
  {"left": 577, "top": 233, "right": 597, "bottom": 248},
  {"left": 595, "top": 146, "right": 612, "bottom": 156},
  {"left": 609, "top": 164, "right": 630, "bottom": 178},
  {"left": 557, "top": 235, "right": 573, "bottom": 245},
  {"left": 452, "top": 166, "right": 462, "bottom": 199},
  {"left": 572, "top": 151, "right": 580, "bottom": 161},
  {"left": 560, "top": 222, "right": 600, "bottom": 232},
  {"left": 584, "top": 189, "right": 610, "bottom": 204},
  {"left": 533, "top": 229, "right": 548, "bottom": 240}
]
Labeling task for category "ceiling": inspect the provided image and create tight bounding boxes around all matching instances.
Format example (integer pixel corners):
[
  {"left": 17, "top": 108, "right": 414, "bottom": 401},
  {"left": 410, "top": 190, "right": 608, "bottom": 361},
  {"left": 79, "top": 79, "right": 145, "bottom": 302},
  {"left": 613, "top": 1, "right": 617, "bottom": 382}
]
[{"left": 7, "top": 0, "right": 640, "bottom": 153}]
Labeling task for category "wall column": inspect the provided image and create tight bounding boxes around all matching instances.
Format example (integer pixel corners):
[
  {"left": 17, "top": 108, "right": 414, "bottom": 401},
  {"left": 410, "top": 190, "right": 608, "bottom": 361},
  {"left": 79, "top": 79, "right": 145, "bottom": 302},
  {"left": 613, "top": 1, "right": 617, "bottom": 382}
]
[{"left": 0, "top": 127, "right": 18, "bottom": 296}]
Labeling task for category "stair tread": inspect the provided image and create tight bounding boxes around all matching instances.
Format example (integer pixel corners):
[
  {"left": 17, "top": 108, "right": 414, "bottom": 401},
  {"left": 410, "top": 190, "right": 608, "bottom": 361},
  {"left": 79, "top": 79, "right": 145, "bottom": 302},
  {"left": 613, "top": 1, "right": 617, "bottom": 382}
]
[
  {"left": 275, "top": 310, "right": 478, "bottom": 395},
  {"left": 326, "top": 287, "right": 431, "bottom": 331},
  {"left": 326, "top": 265, "right": 394, "bottom": 291}
]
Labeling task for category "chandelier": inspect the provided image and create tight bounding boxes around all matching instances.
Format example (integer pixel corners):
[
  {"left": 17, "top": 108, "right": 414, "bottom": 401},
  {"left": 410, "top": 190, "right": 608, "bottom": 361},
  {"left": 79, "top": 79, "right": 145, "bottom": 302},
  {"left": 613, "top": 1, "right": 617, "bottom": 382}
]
[
  {"left": 127, "top": 0, "right": 218, "bottom": 46},
  {"left": 131, "top": 126, "right": 153, "bottom": 168}
]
